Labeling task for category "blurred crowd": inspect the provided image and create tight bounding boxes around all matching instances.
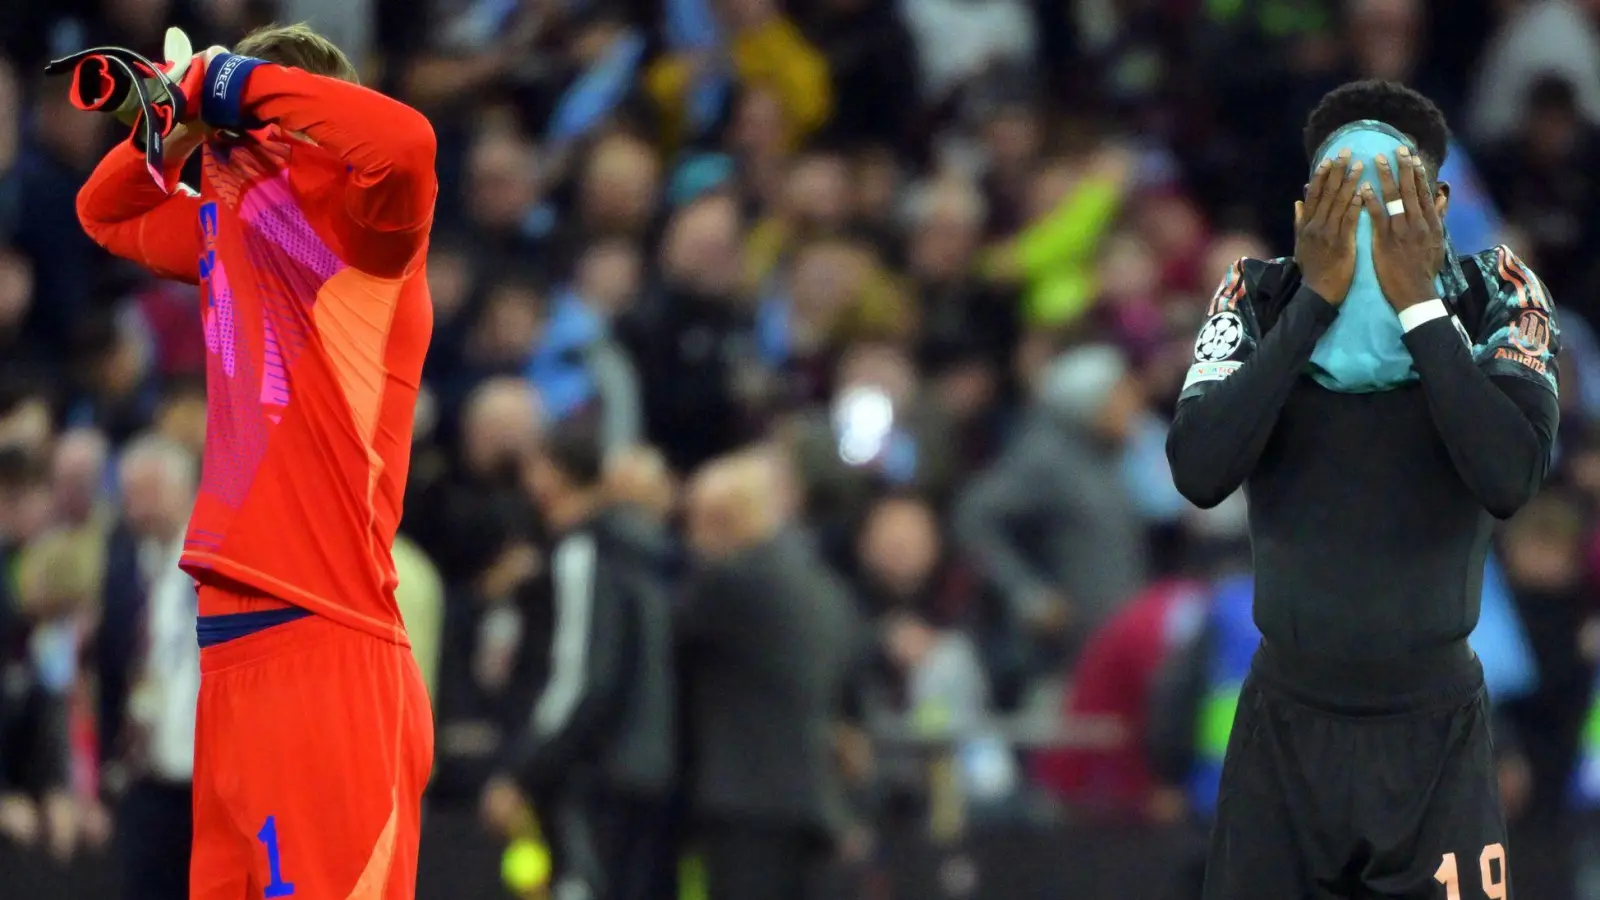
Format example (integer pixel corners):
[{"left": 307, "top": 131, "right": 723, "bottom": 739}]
[{"left": 4, "top": 0, "right": 1600, "bottom": 896}]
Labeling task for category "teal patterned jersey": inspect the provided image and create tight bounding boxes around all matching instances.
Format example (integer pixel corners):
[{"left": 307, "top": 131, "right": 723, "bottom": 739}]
[
  {"left": 1180, "top": 245, "right": 1559, "bottom": 402},
  {"left": 1463, "top": 245, "right": 1560, "bottom": 396}
]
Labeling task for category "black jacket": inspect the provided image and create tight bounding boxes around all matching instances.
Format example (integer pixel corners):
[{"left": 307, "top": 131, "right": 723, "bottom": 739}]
[
  {"left": 676, "top": 529, "right": 862, "bottom": 837},
  {"left": 509, "top": 506, "right": 677, "bottom": 798}
]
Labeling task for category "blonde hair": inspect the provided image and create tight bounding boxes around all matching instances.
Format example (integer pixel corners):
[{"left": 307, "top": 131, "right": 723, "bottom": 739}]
[{"left": 235, "top": 23, "right": 359, "bottom": 83}]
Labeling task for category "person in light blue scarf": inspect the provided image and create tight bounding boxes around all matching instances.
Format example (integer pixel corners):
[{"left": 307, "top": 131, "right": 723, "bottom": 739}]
[{"left": 1305, "top": 120, "right": 1463, "bottom": 392}]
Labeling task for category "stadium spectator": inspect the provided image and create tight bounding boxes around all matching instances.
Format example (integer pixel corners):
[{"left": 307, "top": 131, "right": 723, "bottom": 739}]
[
  {"left": 850, "top": 495, "right": 969, "bottom": 623},
  {"left": 880, "top": 608, "right": 1017, "bottom": 813},
  {"left": 645, "top": 0, "right": 832, "bottom": 153},
  {"left": 1034, "top": 576, "right": 1207, "bottom": 822},
  {"left": 798, "top": 0, "right": 921, "bottom": 155},
  {"left": 418, "top": 379, "right": 545, "bottom": 801},
  {"left": 525, "top": 285, "right": 643, "bottom": 454},
  {"left": 0, "top": 448, "right": 54, "bottom": 850},
  {"left": 745, "top": 149, "right": 854, "bottom": 286},
  {"left": 406, "top": 378, "right": 543, "bottom": 590},
  {"left": 10, "top": 83, "right": 106, "bottom": 360},
  {"left": 903, "top": 176, "right": 1019, "bottom": 410},
  {"left": 458, "top": 127, "right": 549, "bottom": 275},
  {"left": 790, "top": 342, "right": 958, "bottom": 549},
  {"left": 604, "top": 444, "right": 680, "bottom": 525},
  {"left": 623, "top": 194, "right": 763, "bottom": 472},
  {"left": 574, "top": 236, "right": 646, "bottom": 321},
  {"left": 500, "top": 421, "right": 678, "bottom": 900},
  {"left": 679, "top": 451, "right": 864, "bottom": 900},
  {"left": 95, "top": 434, "right": 198, "bottom": 900},
  {"left": 13, "top": 525, "right": 105, "bottom": 861},
  {"left": 1469, "top": 0, "right": 1600, "bottom": 145},
  {"left": 955, "top": 344, "right": 1150, "bottom": 665},
  {"left": 1496, "top": 490, "right": 1597, "bottom": 900}
]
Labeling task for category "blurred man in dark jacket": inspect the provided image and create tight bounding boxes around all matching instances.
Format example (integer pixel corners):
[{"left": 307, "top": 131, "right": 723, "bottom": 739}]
[
  {"left": 622, "top": 195, "right": 763, "bottom": 473},
  {"left": 496, "top": 420, "right": 677, "bottom": 900},
  {"left": 679, "top": 450, "right": 863, "bottom": 900},
  {"left": 405, "top": 377, "right": 545, "bottom": 590}
]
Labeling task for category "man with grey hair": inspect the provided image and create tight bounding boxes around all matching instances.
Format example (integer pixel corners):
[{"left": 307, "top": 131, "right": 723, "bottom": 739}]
[
  {"left": 954, "top": 344, "right": 1149, "bottom": 661},
  {"left": 96, "top": 432, "right": 200, "bottom": 900}
]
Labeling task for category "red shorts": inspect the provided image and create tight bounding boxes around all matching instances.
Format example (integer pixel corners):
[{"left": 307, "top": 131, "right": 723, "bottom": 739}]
[{"left": 190, "top": 587, "right": 434, "bottom": 900}]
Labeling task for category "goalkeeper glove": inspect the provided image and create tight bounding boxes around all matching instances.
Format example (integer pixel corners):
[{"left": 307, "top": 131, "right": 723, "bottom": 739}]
[{"left": 44, "top": 28, "right": 220, "bottom": 186}]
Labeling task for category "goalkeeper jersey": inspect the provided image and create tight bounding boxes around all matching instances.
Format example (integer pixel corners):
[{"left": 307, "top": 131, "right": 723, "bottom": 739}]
[{"left": 77, "top": 63, "right": 437, "bottom": 644}]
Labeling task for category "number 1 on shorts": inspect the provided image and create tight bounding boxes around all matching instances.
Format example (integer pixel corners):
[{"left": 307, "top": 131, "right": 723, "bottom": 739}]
[
  {"left": 257, "top": 815, "right": 297, "bottom": 897},
  {"left": 1435, "top": 844, "right": 1506, "bottom": 900}
]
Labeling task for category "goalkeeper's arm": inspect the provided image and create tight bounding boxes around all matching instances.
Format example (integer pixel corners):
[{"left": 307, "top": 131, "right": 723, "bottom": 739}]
[
  {"left": 76, "top": 125, "right": 206, "bottom": 283},
  {"left": 199, "top": 59, "right": 437, "bottom": 274}
]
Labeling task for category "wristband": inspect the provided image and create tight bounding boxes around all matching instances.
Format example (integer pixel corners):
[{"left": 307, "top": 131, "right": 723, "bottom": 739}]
[
  {"left": 201, "top": 53, "right": 267, "bottom": 131},
  {"left": 1397, "top": 298, "right": 1448, "bottom": 333}
]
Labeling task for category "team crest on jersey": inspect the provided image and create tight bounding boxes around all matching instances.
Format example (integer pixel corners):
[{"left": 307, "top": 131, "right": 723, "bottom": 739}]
[
  {"left": 1509, "top": 309, "right": 1552, "bottom": 356},
  {"left": 1194, "top": 312, "right": 1245, "bottom": 362}
]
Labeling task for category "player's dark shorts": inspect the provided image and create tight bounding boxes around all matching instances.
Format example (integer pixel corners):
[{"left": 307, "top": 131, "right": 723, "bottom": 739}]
[{"left": 1203, "top": 639, "right": 1510, "bottom": 900}]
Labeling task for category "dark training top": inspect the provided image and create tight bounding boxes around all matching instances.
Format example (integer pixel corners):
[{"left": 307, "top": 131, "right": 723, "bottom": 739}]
[{"left": 1167, "top": 246, "right": 1560, "bottom": 679}]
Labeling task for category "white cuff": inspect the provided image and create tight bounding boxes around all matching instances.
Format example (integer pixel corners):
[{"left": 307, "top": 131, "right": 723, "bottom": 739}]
[{"left": 1398, "top": 298, "right": 1448, "bottom": 333}]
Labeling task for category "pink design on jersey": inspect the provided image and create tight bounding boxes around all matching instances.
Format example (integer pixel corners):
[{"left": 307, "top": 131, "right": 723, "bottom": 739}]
[
  {"left": 259, "top": 314, "right": 289, "bottom": 424},
  {"left": 202, "top": 256, "right": 237, "bottom": 378},
  {"left": 200, "top": 293, "right": 268, "bottom": 510},
  {"left": 197, "top": 142, "right": 346, "bottom": 511},
  {"left": 238, "top": 170, "right": 345, "bottom": 281}
]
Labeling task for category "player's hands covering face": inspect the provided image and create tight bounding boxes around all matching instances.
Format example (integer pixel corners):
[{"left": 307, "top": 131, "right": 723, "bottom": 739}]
[
  {"left": 1361, "top": 146, "right": 1446, "bottom": 312},
  {"left": 1293, "top": 149, "right": 1364, "bottom": 305}
]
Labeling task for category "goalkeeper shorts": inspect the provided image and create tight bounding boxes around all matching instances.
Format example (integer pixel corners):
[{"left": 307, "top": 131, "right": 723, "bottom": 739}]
[{"left": 189, "top": 585, "right": 434, "bottom": 900}]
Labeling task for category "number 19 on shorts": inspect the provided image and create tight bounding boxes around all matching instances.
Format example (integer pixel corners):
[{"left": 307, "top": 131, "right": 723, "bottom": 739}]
[{"left": 1434, "top": 844, "right": 1506, "bottom": 900}]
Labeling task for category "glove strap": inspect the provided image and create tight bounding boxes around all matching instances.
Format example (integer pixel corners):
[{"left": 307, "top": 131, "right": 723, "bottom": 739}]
[
  {"left": 66, "top": 55, "right": 122, "bottom": 112},
  {"left": 46, "top": 45, "right": 184, "bottom": 192},
  {"left": 201, "top": 54, "right": 268, "bottom": 131},
  {"left": 47, "top": 47, "right": 160, "bottom": 114}
]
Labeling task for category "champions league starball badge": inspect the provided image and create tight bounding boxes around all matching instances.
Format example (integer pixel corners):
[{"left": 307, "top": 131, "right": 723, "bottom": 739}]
[{"left": 1195, "top": 311, "right": 1245, "bottom": 362}]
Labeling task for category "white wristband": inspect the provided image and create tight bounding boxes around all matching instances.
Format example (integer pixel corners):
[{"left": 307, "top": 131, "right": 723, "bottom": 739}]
[{"left": 1397, "top": 298, "right": 1449, "bottom": 333}]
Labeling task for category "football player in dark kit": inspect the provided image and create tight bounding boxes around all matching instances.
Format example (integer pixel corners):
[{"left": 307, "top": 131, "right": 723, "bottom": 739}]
[{"left": 1168, "top": 79, "right": 1560, "bottom": 900}]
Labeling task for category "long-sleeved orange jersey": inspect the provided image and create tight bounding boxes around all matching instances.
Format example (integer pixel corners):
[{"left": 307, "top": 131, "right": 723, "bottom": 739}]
[{"left": 78, "top": 65, "right": 436, "bottom": 645}]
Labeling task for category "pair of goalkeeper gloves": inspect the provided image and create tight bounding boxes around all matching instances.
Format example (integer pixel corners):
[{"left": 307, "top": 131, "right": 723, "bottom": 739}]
[{"left": 44, "top": 27, "right": 265, "bottom": 189}]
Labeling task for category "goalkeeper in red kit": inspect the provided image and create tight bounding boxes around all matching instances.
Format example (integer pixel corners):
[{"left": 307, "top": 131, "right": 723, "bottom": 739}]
[{"left": 71, "top": 24, "right": 436, "bottom": 899}]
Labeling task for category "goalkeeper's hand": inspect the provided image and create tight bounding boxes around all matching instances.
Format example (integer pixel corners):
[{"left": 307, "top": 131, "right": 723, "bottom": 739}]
[
  {"left": 45, "top": 28, "right": 220, "bottom": 129},
  {"left": 44, "top": 28, "right": 227, "bottom": 187}
]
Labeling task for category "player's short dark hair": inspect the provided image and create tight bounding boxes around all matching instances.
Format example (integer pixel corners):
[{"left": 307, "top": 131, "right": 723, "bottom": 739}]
[
  {"left": 1303, "top": 79, "right": 1451, "bottom": 177},
  {"left": 541, "top": 418, "right": 605, "bottom": 489}
]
